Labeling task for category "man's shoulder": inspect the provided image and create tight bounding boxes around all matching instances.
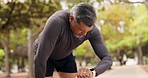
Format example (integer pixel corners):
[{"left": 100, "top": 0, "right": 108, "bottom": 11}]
[
  {"left": 53, "top": 10, "right": 69, "bottom": 17},
  {"left": 47, "top": 10, "right": 69, "bottom": 23},
  {"left": 49, "top": 10, "right": 69, "bottom": 22},
  {"left": 56, "top": 10, "right": 69, "bottom": 13},
  {"left": 91, "top": 26, "right": 100, "bottom": 33}
]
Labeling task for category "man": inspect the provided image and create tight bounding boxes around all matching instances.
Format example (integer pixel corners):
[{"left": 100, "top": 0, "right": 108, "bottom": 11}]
[{"left": 34, "top": 2, "right": 112, "bottom": 78}]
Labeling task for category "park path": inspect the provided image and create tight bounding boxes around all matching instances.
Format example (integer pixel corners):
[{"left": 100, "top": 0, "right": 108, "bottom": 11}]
[
  {"left": 96, "top": 65, "right": 148, "bottom": 78},
  {"left": 0, "top": 65, "right": 148, "bottom": 78}
]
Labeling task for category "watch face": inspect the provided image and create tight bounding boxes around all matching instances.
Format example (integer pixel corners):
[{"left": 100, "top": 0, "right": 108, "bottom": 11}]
[{"left": 92, "top": 70, "right": 96, "bottom": 77}]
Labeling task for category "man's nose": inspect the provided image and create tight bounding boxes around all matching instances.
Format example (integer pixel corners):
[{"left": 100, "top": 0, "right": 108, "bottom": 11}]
[{"left": 80, "top": 31, "right": 87, "bottom": 36}]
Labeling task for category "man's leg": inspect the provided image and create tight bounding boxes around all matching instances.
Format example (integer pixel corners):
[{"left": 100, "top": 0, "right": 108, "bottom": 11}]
[
  {"left": 45, "top": 77, "right": 53, "bottom": 78},
  {"left": 45, "top": 58, "right": 55, "bottom": 78},
  {"left": 55, "top": 54, "right": 77, "bottom": 78},
  {"left": 58, "top": 72, "right": 77, "bottom": 78}
]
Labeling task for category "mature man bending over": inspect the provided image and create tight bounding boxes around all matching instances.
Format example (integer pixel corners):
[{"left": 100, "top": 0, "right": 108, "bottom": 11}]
[{"left": 34, "top": 2, "right": 112, "bottom": 78}]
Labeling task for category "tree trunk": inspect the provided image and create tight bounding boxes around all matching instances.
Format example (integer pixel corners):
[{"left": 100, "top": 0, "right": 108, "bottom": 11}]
[
  {"left": 27, "top": 29, "right": 34, "bottom": 78},
  {"left": 0, "top": 38, "right": 10, "bottom": 77},
  {"left": 21, "top": 57, "right": 25, "bottom": 72},
  {"left": 137, "top": 34, "right": 143, "bottom": 65},
  {"left": 137, "top": 44, "right": 143, "bottom": 65},
  {"left": 5, "top": 46, "right": 10, "bottom": 77},
  {"left": 144, "top": 0, "right": 148, "bottom": 10}
]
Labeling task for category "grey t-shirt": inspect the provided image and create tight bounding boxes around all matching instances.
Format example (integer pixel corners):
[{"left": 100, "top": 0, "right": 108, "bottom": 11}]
[{"left": 34, "top": 10, "right": 112, "bottom": 78}]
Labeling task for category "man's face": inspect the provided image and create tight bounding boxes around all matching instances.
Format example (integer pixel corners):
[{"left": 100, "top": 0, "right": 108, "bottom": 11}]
[{"left": 69, "top": 16, "right": 93, "bottom": 38}]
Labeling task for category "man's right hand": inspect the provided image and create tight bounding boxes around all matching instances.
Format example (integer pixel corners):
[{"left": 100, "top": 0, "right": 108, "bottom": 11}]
[{"left": 76, "top": 68, "right": 93, "bottom": 78}]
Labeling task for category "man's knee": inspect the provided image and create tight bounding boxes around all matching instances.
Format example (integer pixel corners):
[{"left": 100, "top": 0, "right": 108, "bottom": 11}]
[
  {"left": 58, "top": 72, "right": 77, "bottom": 78},
  {"left": 45, "top": 77, "right": 53, "bottom": 78}
]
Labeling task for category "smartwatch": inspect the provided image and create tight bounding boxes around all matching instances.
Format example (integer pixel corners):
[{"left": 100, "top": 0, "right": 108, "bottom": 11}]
[{"left": 91, "top": 70, "right": 96, "bottom": 77}]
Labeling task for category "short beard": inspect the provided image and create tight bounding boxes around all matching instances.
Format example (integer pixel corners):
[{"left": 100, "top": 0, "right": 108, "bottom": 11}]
[{"left": 73, "top": 33, "right": 84, "bottom": 39}]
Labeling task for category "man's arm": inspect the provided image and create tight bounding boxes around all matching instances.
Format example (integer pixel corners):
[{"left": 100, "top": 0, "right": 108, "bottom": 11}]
[
  {"left": 34, "top": 16, "right": 61, "bottom": 78},
  {"left": 89, "top": 26, "right": 112, "bottom": 76}
]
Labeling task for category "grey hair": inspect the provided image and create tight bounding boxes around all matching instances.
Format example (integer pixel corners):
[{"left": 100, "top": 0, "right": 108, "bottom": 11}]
[{"left": 70, "top": 2, "right": 96, "bottom": 27}]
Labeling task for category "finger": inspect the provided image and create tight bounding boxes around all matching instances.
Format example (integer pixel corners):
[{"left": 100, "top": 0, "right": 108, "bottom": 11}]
[
  {"left": 77, "top": 68, "right": 85, "bottom": 78},
  {"left": 80, "top": 68, "right": 87, "bottom": 77},
  {"left": 86, "top": 69, "right": 92, "bottom": 78},
  {"left": 85, "top": 69, "right": 91, "bottom": 77},
  {"left": 77, "top": 68, "right": 92, "bottom": 78},
  {"left": 79, "top": 68, "right": 89, "bottom": 78},
  {"left": 82, "top": 68, "right": 93, "bottom": 78}
]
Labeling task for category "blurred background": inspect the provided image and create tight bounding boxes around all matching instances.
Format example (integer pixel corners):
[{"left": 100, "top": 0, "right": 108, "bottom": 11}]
[{"left": 0, "top": 0, "right": 148, "bottom": 78}]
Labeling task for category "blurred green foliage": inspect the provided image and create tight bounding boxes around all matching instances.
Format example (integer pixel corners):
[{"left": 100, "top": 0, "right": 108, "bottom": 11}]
[
  {"left": 0, "top": 0, "right": 148, "bottom": 70},
  {"left": 0, "top": 49, "right": 4, "bottom": 57}
]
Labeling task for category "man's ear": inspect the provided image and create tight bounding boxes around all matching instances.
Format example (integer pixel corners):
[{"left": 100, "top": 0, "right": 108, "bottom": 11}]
[{"left": 69, "top": 15, "right": 74, "bottom": 22}]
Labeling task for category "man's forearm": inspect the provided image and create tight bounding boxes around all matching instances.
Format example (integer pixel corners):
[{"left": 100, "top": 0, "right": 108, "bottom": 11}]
[{"left": 91, "top": 56, "right": 112, "bottom": 76}]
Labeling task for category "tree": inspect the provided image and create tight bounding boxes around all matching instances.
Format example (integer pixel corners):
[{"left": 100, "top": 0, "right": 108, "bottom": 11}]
[
  {"left": 98, "top": 1, "right": 148, "bottom": 65},
  {"left": 129, "top": 4, "right": 148, "bottom": 64},
  {"left": 98, "top": 2, "right": 133, "bottom": 54},
  {"left": 0, "top": 0, "right": 62, "bottom": 77}
]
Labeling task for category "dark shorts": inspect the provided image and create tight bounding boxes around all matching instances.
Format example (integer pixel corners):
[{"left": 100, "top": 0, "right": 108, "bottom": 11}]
[{"left": 45, "top": 54, "right": 77, "bottom": 77}]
